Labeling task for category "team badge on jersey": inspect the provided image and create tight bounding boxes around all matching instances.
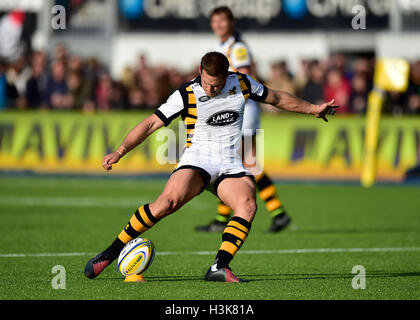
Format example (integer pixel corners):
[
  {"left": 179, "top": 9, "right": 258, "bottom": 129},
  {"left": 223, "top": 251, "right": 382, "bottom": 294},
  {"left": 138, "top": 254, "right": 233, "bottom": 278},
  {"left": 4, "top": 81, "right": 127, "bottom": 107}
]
[
  {"left": 206, "top": 110, "right": 239, "bottom": 127},
  {"left": 199, "top": 96, "right": 211, "bottom": 102},
  {"left": 233, "top": 47, "right": 248, "bottom": 63},
  {"left": 228, "top": 87, "right": 237, "bottom": 95}
]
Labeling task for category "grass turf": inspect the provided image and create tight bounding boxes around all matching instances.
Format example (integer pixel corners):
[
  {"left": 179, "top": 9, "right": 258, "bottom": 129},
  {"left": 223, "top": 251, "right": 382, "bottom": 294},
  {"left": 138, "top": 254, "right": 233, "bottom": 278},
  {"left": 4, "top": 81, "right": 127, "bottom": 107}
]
[{"left": 0, "top": 175, "right": 419, "bottom": 300}]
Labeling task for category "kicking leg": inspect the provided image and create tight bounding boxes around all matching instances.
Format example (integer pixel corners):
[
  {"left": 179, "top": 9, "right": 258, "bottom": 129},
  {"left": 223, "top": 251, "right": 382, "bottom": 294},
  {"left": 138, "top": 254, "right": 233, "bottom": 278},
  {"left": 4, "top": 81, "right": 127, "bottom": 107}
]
[{"left": 84, "top": 169, "right": 205, "bottom": 279}]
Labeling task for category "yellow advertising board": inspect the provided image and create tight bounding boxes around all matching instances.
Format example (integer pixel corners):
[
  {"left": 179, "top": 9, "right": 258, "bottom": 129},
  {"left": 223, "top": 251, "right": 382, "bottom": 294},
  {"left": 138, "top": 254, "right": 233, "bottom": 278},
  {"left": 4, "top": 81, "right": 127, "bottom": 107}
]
[{"left": 0, "top": 112, "right": 419, "bottom": 181}]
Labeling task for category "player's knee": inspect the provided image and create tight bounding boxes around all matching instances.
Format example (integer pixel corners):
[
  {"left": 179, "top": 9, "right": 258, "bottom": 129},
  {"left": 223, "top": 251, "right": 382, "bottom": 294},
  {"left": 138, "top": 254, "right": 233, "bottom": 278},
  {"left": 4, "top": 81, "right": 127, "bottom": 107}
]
[{"left": 150, "top": 192, "right": 181, "bottom": 219}]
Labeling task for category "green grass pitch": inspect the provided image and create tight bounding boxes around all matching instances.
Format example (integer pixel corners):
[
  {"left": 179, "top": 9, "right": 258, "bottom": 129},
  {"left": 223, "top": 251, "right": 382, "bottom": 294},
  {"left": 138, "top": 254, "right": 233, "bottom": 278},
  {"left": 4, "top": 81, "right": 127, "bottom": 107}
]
[{"left": 0, "top": 175, "right": 419, "bottom": 300}]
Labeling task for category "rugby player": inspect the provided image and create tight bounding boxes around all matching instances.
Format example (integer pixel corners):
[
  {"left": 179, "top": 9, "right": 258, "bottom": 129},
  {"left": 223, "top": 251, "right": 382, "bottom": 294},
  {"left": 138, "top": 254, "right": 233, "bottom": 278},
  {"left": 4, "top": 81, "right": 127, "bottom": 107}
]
[
  {"left": 84, "top": 52, "right": 337, "bottom": 282},
  {"left": 196, "top": 6, "right": 291, "bottom": 233}
]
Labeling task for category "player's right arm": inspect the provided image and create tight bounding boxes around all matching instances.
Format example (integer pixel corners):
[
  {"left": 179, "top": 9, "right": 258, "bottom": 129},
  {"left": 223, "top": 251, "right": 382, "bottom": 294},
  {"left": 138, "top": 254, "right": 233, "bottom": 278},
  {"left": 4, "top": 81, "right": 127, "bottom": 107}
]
[
  {"left": 102, "top": 89, "right": 185, "bottom": 171},
  {"left": 102, "top": 114, "right": 165, "bottom": 171}
]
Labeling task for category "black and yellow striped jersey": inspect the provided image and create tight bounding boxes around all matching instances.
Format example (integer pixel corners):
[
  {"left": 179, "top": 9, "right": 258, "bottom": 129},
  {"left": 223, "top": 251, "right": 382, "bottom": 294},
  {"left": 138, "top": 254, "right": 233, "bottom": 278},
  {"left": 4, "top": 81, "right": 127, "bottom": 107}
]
[
  {"left": 216, "top": 32, "right": 252, "bottom": 72},
  {"left": 154, "top": 72, "right": 267, "bottom": 159}
]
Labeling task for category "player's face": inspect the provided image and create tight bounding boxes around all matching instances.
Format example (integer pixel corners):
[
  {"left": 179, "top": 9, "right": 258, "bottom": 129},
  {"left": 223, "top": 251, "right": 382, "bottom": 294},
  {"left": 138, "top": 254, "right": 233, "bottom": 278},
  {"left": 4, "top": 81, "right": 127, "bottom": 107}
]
[
  {"left": 200, "top": 69, "right": 227, "bottom": 97},
  {"left": 210, "top": 13, "right": 234, "bottom": 40}
]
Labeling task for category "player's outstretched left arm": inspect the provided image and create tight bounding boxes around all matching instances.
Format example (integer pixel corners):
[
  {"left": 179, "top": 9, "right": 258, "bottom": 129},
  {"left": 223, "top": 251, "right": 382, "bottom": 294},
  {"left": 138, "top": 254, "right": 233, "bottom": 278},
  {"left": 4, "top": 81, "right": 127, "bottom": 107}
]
[
  {"left": 102, "top": 114, "right": 165, "bottom": 171},
  {"left": 264, "top": 88, "right": 338, "bottom": 122}
]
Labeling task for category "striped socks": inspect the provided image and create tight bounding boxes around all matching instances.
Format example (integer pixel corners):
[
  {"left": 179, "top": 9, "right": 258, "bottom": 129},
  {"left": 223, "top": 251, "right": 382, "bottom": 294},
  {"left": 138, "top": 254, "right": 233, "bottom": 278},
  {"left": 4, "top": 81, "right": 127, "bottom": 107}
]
[
  {"left": 215, "top": 216, "right": 251, "bottom": 269},
  {"left": 118, "top": 203, "right": 159, "bottom": 244},
  {"left": 105, "top": 204, "right": 159, "bottom": 260},
  {"left": 255, "top": 172, "right": 285, "bottom": 218}
]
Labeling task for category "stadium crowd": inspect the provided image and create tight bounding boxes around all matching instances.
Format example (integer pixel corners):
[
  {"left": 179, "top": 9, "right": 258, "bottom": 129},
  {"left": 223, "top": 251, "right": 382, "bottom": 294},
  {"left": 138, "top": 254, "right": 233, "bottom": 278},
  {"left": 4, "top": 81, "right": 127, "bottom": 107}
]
[{"left": 1, "top": 45, "right": 419, "bottom": 115}]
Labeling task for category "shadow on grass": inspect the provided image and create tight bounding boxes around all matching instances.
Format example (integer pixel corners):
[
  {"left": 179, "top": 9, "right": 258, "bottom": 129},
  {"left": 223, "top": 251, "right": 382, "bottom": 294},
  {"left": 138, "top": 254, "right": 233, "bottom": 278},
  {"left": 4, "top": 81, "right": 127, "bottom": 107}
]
[
  {"left": 245, "top": 271, "right": 420, "bottom": 282},
  {"left": 97, "top": 271, "right": 420, "bottom": 283},
  {"left": 96, "top": 275, "right": 204, "bottom": 282},
  {"left": 291, "top": 227, "right": 418, "bottom": 235}
]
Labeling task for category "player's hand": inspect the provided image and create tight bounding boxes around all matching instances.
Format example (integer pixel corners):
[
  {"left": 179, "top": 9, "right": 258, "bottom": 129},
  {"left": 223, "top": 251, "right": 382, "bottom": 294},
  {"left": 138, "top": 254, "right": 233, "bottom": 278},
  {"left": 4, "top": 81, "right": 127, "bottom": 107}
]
[
  {"left": 102, "top": 152, "right": 121, "bottom": 171},
  {"left": 314, "top": 99, "right": 339, "bottom": 122}
]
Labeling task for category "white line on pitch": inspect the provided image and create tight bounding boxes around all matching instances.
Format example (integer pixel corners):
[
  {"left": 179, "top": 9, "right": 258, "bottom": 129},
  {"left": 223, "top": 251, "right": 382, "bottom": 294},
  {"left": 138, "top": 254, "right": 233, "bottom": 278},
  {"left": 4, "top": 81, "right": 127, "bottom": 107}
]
[
  {"left": 0, "top": 196, "right": 211, "bottom": 210},
  {"left": 0, "top": 196, "right": 148, "bottom": 208},
  {"left": 0, "top": 179, "right": 149, "bottom": 189},
  {"left": 1, "top": 247, "right": 419, "bottom": 258}
]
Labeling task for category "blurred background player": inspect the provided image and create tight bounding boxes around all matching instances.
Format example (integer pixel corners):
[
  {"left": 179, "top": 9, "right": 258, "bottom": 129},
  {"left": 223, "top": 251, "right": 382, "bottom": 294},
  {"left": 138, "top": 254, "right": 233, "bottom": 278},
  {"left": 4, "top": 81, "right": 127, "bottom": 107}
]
[{"left": 195, "top": 6, "right": 291, "bottom": 233}]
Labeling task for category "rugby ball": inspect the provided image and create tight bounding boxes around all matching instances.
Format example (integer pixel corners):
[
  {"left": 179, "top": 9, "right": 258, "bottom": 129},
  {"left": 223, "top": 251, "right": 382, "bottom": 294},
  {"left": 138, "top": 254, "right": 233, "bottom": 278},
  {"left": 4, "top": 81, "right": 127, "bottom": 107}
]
[{"left": 117, "top": 238, "right": 155, "bottom": 277}]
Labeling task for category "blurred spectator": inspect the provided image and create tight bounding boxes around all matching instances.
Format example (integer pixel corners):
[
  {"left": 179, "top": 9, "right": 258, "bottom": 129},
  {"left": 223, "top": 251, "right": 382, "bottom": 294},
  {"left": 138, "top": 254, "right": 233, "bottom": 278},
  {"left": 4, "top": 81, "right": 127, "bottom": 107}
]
[
  {"left": 25, "top": 51, "right": 47, "bottom": 109},
  {"left": 294, "top": 59, "right": 311, "bottom": 94},
  {"left": 67, "top": 70, "right": 94, "bottom": 111},
  {"left": 85, "top": 57, "right": 102, "bottom": 85},
  {"left": 120, "top": 66, "right": 136, "bottom": 91},
  {"left": 139, "top": 70, "right": 161, "bottom": 109},
  {"left": 95, "top": 72, "right": 113, "bottom": 111},
  {"left": 265, "top": 61, "right": 295, "bottom": 95},
  {"left": 0, "top": 59, "right": 18, "bottom": 110},
  {"left": 44, "top": 60, "right": 71, "bottom": 110},
  {"left": 384, "top": 91, "right": 405, "bottom": 115},
  {"left": 53, "top": 44, "right": 69, "bottom": 66},
  {"left": 352, "top": 58, "right": 372, "bottom": 79},
  {"left": 183, "top": 65, "right": 200, "bottom": 83},
  {"left": 405, "top": 60, "right": 420, "bottom": 114},
  {"left": 154, "top": 64, "right": 172, "bottom": 104},
  {"left": 68, "top": 56, "right": 83, "bottom": 73},
  {"left": 0, "top": 45, "right": 418, "bottom": 115},
  {"left": 128, "top": 85, "right": 146, "bottom": 109},
  {"left": 352, "top": 57, "right": 374, "bottom": 91},
  {"left": 300, "top": 60, "right": 325, "bottom": 106},
  {"left": 66, "top": 55, "right": 95, "bottom": 111},
  {"left": 167, "top": 67, "right": 185, "bottom": 91},
  {"left": 323, "top": 68, "right": 352, "bottom": 114},
  {"left": 7, "top": 55, "right": 30, "bottom": 108},
  {"left": 349, "top": 72, "right": 369, "bottom": 114},
  {"left": 0, "top": 60, "right": 8, "bottom": 110},
  {"left": 110, "top": 82, "right": 128, "bottom": 110},
  {"left": 330, "top": 53, "right": 352, "bottom": 82},
  {"left": 261, "top": 60, "right": 296, "bottom": 113}
]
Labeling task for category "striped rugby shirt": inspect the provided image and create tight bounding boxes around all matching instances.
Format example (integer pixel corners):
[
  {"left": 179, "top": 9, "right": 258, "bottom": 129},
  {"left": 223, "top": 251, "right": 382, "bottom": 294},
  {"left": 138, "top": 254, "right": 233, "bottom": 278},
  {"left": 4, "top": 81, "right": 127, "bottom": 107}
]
[
  {"left": 154, "top": 72, "right": 268, "bottom": 164},
  {"left": 216, "top": 32, "right": 252, "bottom": 72}
]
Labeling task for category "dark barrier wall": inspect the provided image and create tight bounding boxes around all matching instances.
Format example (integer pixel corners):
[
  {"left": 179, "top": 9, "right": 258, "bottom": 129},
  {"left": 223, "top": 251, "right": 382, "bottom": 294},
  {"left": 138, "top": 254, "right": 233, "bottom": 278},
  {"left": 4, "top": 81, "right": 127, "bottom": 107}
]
[{"left": 118, "top": 0, "right": 390, "bottom": 31}]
